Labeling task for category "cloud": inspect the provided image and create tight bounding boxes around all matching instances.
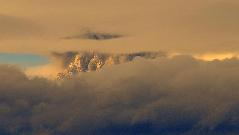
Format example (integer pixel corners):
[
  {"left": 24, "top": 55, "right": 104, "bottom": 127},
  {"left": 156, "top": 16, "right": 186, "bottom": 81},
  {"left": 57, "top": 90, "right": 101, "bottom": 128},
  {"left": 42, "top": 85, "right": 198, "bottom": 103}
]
[
  {"left": 51, "top": 51, "right": 78, "bottom": 68},
  {"left": 52, "top": 51, "right": 166, "bottom": 68},
  {"left": 25, "top": 64, "right": 63, "bottom": 79},
  {"left": 49, "top": 51, "right": 166, "bottom": 79},
  {"left": 26, "top": 51, "right": 166, "bottom": 80},
  {"left": 61, "top": 32, "right": 123, "bottom": 40},
  {"left": 3, "top": 0, "right": 239, "bottom": 54},
  {"left": 0, "top": 56, "right": 239, "bottom": 135},
  {"left": 0, "top": 14, "right": 42, "bottom": 39}
]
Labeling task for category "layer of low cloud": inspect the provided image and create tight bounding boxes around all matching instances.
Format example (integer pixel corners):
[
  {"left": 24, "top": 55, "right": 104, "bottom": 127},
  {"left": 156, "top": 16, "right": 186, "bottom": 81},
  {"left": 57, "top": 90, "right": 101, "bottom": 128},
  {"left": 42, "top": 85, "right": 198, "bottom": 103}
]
[{"left": 1, "top": 56, "right": 239, "bottom": 135}]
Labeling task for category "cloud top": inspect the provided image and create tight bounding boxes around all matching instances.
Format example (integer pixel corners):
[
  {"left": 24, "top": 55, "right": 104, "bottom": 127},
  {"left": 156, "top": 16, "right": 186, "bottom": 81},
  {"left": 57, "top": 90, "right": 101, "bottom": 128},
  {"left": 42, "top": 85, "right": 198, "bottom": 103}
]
[
  {"left": 0, "top": 56, "right": 239, "bottom": 135},
  {"left": 52, "top": 51, "right": 166, "bottom": 79}
]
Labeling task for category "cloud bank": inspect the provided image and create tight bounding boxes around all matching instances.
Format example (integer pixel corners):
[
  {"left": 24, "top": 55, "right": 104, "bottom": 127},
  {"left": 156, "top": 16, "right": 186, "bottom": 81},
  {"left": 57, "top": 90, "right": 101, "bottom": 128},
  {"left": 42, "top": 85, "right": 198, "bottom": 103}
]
[{"left": 1, "top": 56, "right": 239, "bottom": 135}]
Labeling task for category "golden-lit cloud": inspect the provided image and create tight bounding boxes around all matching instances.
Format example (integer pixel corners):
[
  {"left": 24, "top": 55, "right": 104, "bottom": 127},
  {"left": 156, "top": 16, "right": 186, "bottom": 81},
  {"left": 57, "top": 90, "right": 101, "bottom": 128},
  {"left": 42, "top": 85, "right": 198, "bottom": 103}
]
[
  {"left": 195, "top": 53, "right": 239, "bottom": 61},
  {"left": 25, "top": 64, "right": 63, "bottom": 79},
  {"left": 1, "top": 1, "right": 239, "bottom": 134},
  {"left": 0, "top": 0, "right": 239, "bottom": 55}
]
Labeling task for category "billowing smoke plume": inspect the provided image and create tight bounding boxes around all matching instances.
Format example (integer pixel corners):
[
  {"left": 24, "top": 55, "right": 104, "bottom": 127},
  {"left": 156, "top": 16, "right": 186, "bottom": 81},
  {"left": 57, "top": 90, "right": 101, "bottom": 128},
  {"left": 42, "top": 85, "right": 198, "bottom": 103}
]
[
  {"left": 54, "top": 51, "right": 166, "bottom": 79},
  {"left": 1, "top": 56, "right": 239, "bottom": 135}
]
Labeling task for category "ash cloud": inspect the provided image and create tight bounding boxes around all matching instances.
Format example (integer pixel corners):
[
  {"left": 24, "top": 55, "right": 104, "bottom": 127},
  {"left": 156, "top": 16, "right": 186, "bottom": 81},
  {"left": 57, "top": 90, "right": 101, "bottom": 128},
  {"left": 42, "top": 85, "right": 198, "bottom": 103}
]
[{"left": 1, "top": 56, "right": 239, "bottom": 135}]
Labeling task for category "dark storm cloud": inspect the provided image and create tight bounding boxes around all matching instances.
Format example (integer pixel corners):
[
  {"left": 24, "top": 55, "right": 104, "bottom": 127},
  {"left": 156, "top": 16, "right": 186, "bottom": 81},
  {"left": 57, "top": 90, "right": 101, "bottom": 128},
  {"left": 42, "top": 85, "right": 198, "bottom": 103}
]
[{"left": 1, "top": 56, "right": 239, "bottom": 135}]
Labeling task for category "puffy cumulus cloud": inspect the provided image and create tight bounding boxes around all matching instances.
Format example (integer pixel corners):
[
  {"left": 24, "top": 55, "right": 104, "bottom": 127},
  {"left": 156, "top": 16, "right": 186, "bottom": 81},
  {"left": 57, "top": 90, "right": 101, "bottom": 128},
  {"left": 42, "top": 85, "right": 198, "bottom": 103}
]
[
  {"left": 51, "top": 51, "right": 166, "bottom": 80},
  {"left": 1, "top": 56, "right": 239, "bottom": 135},
  {"left": 52, "top": 51, "right": 166, "bottom": 68},
  {"left": 25, "top": 51, "right": 166, "bottom": 80}
]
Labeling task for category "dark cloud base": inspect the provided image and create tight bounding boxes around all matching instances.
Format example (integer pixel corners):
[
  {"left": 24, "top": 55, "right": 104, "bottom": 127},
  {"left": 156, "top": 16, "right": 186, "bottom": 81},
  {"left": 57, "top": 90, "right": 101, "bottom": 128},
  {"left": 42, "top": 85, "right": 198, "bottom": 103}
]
[{"left": 0, "top": 56, "right": 239, "bottom": 135}]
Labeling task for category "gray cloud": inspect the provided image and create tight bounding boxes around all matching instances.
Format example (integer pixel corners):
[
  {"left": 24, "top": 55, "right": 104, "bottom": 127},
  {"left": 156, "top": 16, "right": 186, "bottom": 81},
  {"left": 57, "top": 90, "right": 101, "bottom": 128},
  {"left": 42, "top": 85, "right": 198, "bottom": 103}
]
[
  {"left": 0, "top": 56, "right": 239, "bottom": 135},
  {"left": 61, "top": 31, "right": 123, "bottom": 40}
]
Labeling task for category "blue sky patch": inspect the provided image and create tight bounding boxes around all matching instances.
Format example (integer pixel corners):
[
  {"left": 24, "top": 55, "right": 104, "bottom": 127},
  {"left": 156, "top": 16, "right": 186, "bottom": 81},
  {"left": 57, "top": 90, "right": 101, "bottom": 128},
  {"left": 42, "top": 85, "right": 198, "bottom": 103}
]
[{"left": 0, "top": 53, "right": 49, "bottom": 67}]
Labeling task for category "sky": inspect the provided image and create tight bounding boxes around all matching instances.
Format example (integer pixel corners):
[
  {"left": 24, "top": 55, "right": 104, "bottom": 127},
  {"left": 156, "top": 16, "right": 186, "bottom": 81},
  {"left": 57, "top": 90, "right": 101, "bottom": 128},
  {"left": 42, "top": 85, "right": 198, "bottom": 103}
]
[
  {"left": 0, "top": 53, "right": 48, "bottom": 67},
  {"left": 0, "top": 0, "right": 239, "bottom": 56},
  {"left": 1, "top": 1, "right": 239, "bottom": 135}
]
